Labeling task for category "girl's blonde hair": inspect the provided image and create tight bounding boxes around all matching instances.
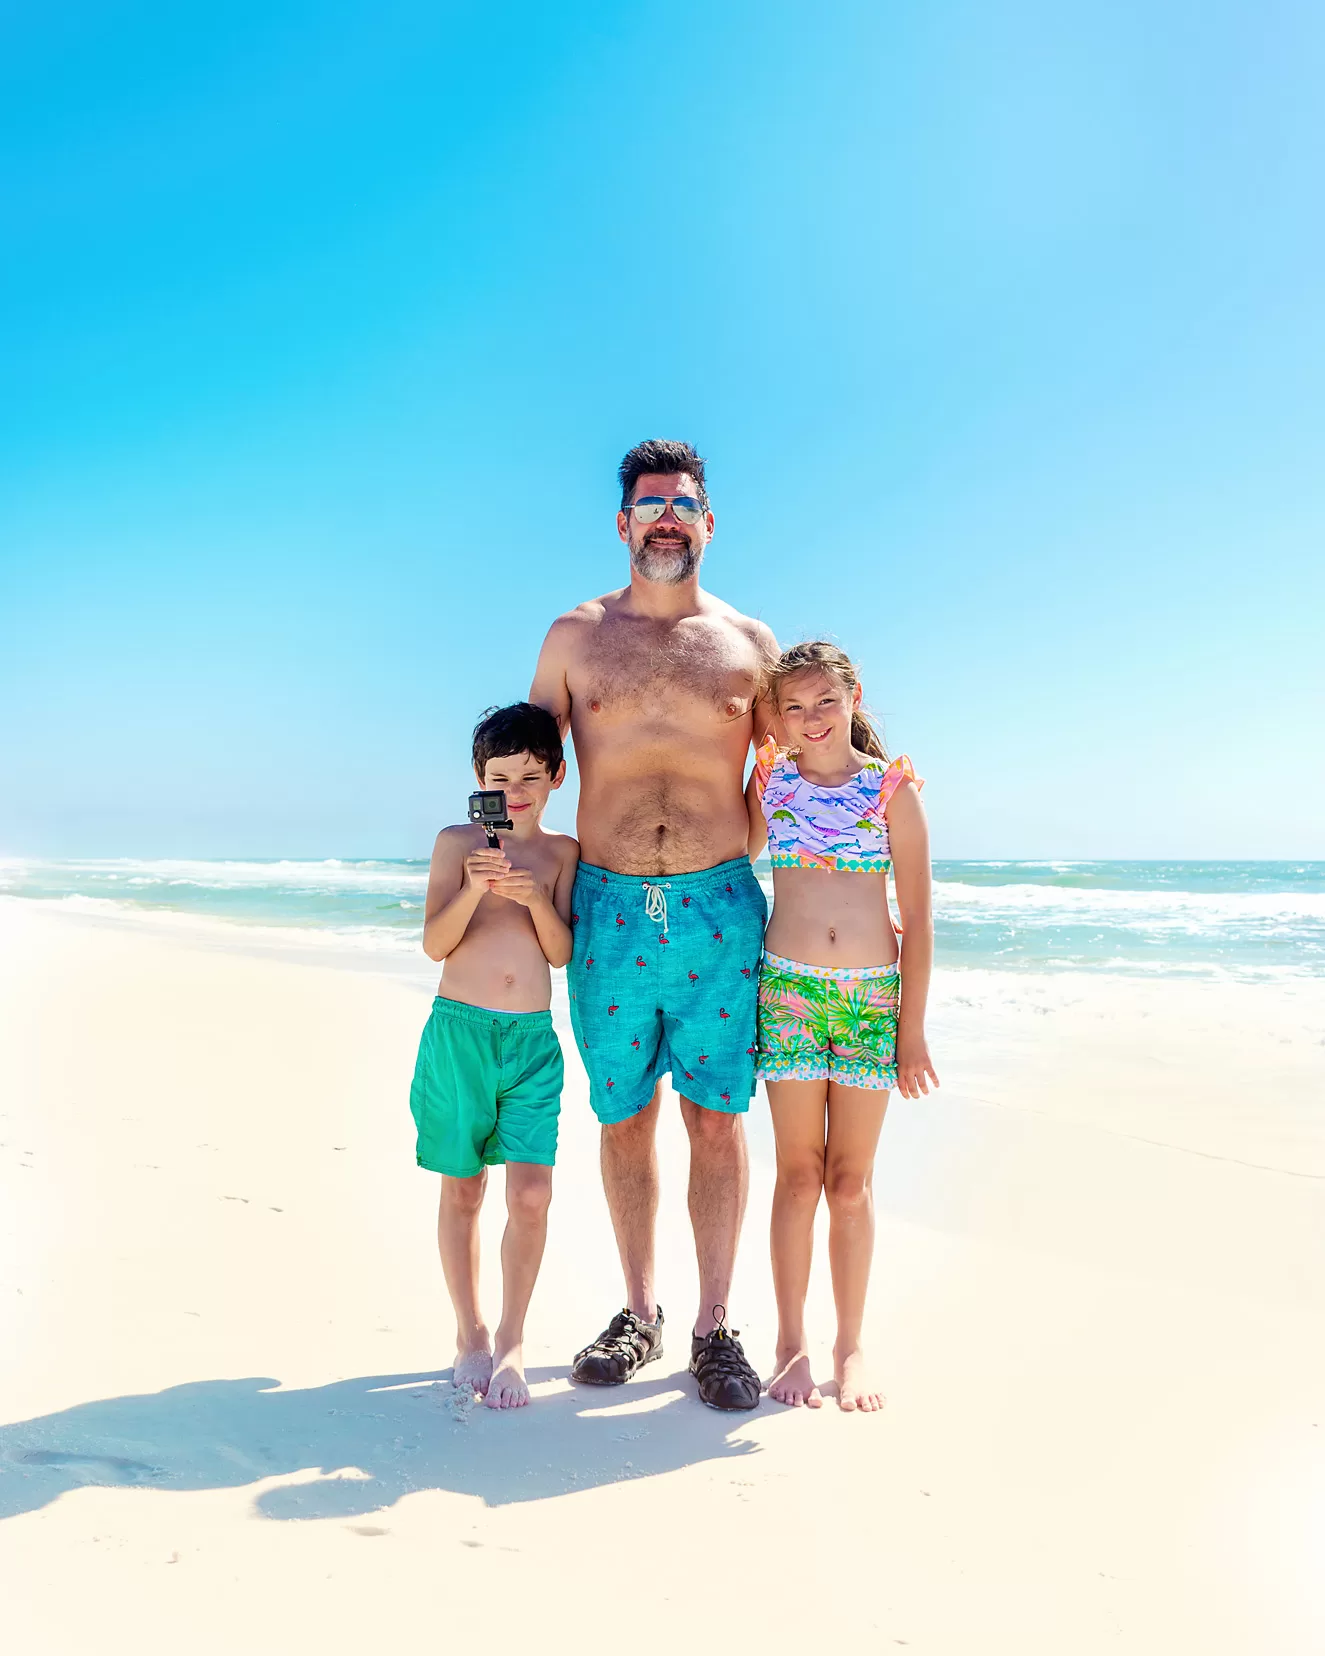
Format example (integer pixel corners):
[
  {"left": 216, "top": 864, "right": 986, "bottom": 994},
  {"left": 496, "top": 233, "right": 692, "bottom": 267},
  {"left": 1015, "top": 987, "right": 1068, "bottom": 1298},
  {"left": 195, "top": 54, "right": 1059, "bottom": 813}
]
[{"left": 764, "top": 641, "right": 889, "bottom": 762}]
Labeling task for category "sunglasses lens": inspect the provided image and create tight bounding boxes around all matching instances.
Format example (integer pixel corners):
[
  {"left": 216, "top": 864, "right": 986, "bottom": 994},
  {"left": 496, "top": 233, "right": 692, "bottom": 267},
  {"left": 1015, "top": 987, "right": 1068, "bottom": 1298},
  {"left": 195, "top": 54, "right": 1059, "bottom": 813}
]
[
  {"left": 671, "top": 497, "right": 703, "bottom": 524},
  {"left": 631, "top": 498, "right": 666, "bottom": 523}
]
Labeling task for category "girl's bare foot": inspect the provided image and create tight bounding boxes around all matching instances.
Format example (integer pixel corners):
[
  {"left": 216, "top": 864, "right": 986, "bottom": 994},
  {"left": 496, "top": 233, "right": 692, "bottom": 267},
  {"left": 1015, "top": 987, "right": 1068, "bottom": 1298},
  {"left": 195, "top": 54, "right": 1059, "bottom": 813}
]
[
  {"left": 834, "top": 1347, "right": 885, "bottom": 1413},
  {"left": 767, "top": 1348, "right": 823, "bottom": 1408},
  {"left": 485, "top": 1342, "right": 531, "bottom": 1409},
  {"left": 453, "top": 1338, "right": 493, "bottom": 1397}
]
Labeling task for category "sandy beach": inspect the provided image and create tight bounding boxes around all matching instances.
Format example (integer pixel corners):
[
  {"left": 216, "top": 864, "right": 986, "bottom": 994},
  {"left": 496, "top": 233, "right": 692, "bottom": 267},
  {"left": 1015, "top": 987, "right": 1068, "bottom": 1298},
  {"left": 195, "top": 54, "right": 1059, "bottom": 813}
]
[{"left": 1, "top": 895, "right": 1322, "bottom": 1654}]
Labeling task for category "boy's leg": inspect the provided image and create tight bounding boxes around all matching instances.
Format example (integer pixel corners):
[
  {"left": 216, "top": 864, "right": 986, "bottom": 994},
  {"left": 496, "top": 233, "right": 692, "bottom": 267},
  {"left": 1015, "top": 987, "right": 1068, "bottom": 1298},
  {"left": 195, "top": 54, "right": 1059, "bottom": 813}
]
[
  {"left": 765, "top": 1079, "right": 829, "bottom": 1407},
  {"left": 487, "top": 1161, "right": 554, "bottom": 1409},
  {"left": 437, "top": 1172, "right": 492, "bottom": 1393},
  {"left": 823, "top": 1083, "right": 891, "bottom": 1412}
]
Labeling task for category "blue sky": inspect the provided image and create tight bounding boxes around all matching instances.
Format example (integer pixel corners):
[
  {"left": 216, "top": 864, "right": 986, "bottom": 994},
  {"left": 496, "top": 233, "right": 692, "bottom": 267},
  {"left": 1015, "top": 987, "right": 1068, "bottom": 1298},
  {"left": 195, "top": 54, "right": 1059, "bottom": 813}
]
[{"left": 2, "top": 1, "right": 1322, "bottom": 859}]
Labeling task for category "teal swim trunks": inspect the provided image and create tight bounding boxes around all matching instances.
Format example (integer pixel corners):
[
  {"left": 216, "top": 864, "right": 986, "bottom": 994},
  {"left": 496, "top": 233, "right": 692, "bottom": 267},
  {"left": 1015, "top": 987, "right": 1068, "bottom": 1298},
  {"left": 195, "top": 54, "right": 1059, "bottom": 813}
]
[
  {"left": 567, "top": 857, "right": 767, "bottom": 1124},
  {"left": 409, "top": 997, "right": 563, "bottom": 1176}
]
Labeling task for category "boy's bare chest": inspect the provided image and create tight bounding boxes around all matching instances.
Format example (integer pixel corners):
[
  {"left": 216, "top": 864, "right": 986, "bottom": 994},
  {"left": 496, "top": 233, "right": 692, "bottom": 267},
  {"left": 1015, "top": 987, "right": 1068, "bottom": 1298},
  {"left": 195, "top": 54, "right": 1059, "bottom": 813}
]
[{"left": 572, "top": 617, "right": 759, "bottom": 720}]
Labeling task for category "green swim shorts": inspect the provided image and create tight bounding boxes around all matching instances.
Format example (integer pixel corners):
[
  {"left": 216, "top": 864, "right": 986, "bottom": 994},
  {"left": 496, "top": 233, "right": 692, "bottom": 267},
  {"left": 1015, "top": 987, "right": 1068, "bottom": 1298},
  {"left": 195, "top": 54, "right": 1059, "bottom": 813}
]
[{"left": 409, "top": 996, "right": 563, "bottom": 1177}]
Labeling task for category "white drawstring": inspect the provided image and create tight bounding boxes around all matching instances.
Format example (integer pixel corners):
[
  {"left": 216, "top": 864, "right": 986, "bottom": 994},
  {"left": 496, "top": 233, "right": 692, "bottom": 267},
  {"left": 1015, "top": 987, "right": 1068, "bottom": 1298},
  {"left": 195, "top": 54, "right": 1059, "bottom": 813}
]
[{"left": 642, "top": 881, "right": 671, "bottom": 932}]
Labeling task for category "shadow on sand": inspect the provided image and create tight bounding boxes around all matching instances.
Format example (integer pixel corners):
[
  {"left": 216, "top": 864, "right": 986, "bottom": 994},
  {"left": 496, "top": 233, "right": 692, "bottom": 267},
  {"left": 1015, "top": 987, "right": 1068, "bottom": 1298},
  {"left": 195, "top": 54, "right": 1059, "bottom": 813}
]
[{"left": 0, "top": 1365, "right": 764, "bottom": 1521}]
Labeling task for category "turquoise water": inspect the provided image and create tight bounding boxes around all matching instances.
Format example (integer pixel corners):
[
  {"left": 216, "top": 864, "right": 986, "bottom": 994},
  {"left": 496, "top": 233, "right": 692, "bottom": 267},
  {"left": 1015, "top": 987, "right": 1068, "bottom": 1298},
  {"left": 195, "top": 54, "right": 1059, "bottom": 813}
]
[{"left": 3, "top": 857, "right": 1323, "bottom": 979}]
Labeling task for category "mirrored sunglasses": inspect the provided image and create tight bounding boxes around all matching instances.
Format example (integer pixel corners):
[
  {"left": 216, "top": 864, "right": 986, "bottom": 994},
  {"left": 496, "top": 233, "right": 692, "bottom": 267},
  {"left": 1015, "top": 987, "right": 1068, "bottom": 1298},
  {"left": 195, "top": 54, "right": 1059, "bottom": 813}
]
[{"left": 628, "top": 495, "right": 706, "bottom": 526}]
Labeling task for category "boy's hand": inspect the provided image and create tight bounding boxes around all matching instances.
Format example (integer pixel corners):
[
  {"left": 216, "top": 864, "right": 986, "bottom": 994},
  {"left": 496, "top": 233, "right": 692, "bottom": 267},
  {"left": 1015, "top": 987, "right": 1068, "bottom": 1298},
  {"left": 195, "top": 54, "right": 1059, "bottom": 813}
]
[
  {"left": 894, "top": 1032, "right": 940, "bottom": 1099},
  {"left": 463, "top": 846, "right": 511, "bottom": 893},
  {"left": 490, "top": 868, "right": 545, "bottom": 907}
]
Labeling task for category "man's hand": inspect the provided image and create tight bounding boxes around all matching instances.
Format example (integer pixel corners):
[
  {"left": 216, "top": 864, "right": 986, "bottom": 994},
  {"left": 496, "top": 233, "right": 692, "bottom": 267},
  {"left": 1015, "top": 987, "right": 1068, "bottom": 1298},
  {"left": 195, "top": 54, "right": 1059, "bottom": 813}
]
[
  {"left": 894, "top": 1032, "right": 940, "bottom": 1099},
  {"left": 490, "top": 868, "right": 546, "bottom": 908},
  {"left": 463, "top": 846, "right": 511, "bottom": 893}
]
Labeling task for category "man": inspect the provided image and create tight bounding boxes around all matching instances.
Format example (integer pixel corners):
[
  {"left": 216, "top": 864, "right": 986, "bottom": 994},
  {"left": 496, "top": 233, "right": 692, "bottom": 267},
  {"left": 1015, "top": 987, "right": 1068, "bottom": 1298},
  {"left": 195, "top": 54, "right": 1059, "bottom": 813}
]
[{"left": 529, "top": 438, "right": 777, "bottom": 1410}]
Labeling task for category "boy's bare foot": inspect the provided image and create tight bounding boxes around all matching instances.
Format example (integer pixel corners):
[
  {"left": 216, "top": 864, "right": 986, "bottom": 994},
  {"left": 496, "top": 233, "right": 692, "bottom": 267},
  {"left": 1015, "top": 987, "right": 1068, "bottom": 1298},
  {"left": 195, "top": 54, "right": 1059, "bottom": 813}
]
[
  {"left": 485, "top": 1342, "right": 530, "bottom": 1409},
  {"left": 767, "top": 1348, "right": 823, "bottom": 1408},
  {"left": 453, "top": 1339, "right": 493, "bottom": 1397},
  {"left": 834, "top": 1347, "right": 885, "bottom": 1413}
]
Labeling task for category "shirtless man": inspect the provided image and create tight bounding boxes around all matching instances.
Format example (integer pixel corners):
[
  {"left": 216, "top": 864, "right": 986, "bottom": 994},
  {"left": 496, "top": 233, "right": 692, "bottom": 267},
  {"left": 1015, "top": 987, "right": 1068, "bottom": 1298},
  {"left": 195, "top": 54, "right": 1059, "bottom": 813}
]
[{"left": 530, "top": 438, "right": 777, "bottom": 1410}]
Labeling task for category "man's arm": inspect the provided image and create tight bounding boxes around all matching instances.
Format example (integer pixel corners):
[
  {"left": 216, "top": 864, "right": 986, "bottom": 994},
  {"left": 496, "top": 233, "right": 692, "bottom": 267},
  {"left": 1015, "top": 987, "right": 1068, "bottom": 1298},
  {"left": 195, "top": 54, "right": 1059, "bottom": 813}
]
[
  {"left": 529, "top": 615, "right": 576, "bottom": 735},
  {"left": 749, "top": 618, "right": 780, "bottom": 749}
]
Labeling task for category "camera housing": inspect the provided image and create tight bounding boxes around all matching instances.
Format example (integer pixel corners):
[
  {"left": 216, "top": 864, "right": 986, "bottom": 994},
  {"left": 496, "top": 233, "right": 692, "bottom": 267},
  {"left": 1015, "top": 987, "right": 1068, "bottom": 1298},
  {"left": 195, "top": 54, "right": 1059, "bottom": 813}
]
[{"left": 468, "top": 789, "right": 513, "bottom": 847}]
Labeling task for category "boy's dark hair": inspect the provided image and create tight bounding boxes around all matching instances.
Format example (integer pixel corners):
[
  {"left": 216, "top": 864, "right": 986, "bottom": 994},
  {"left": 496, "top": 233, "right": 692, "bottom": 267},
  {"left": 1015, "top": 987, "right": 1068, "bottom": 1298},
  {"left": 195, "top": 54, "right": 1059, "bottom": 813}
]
[
  {"left": 472, "top": 702, "right": 563, "bottom": 777},
  {"left": 618, "top": 438, "right": 709, "bottom": 510}
]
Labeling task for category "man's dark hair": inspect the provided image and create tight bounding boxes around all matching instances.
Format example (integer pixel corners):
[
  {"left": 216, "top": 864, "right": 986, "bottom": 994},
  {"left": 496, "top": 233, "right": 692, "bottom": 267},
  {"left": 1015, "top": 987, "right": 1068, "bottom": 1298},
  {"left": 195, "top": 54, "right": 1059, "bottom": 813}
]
[
  {"left": 472, "top": 702, "right": 563, "bottom": 777},
  {"left": 618, "top": 438, "right": 709, "bottom": 510}
]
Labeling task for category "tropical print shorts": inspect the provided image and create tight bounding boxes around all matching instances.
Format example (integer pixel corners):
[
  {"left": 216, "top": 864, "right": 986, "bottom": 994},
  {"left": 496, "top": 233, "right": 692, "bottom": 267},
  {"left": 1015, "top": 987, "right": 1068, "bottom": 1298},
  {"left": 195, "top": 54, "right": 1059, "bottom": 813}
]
[{"left": 755, "top": 951, "right": 900, "bottom": 1091}]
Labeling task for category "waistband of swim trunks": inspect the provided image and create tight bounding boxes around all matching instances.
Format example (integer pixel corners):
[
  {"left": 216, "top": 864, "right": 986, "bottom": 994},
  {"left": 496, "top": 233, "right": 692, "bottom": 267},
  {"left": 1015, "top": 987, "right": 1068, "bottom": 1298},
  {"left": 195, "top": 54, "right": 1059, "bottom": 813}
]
[
  {"left": 431, "top": 995, "right": 553, "bottom": 1029},
  {"left": 576, "top": 856, "right": 759, "bottom": 895},
  {"left": 762, "top": 950, "right": 899, "bottom": 983}
]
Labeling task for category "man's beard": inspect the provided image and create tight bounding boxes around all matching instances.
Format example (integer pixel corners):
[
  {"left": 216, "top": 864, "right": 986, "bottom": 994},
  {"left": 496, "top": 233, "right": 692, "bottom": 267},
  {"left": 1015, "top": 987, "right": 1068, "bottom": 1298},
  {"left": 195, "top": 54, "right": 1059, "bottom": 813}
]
[{"left": 629, "top": 528, "right": 702, "bottom": 586}]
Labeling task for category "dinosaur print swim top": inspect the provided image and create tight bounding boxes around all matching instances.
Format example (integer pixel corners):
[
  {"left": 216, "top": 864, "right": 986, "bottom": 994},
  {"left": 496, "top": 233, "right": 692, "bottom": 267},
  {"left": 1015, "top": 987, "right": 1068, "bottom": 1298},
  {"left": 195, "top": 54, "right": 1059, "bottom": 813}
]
[{"left": 753, "top": 735, "right": 922, "bottom": 873}]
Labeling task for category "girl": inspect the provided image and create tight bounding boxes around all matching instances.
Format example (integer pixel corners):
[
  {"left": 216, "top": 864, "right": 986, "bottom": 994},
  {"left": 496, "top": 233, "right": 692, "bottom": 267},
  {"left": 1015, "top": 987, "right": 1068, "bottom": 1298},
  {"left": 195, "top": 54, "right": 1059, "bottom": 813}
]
[{"left": 747, "top": 641, "right": 938, "bottom": 1412}]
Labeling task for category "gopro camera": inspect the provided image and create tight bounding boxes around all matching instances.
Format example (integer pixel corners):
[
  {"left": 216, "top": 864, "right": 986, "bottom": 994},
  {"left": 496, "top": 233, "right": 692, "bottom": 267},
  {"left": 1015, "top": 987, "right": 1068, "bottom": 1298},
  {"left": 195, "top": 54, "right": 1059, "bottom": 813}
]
[{"left": 468, "top": 789, "right": 513, "bottom": 847}]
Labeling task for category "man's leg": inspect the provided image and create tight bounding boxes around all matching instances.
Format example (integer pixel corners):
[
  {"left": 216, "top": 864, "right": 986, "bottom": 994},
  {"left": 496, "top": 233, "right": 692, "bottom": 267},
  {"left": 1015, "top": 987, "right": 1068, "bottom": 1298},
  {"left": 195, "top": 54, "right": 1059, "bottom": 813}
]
[
  {"left": 678, "top": 1096, "right": 749, "bottom": 1337},
  {"left": 437, "top": 1172, "right": 492, "bottom": 1393},
  {"left": 600, "top": 1085, "right": 662, "bottom": 1320},
  {"left": 487, "top": 1162, "right": 553, "bottom": 1409}
]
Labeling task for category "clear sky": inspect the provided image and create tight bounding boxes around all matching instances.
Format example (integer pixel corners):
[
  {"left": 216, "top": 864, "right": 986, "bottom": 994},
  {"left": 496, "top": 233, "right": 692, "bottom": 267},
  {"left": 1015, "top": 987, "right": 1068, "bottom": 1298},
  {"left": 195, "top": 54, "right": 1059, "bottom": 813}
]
[{"left": 2, "top": 1, "right": 1322, "bottom": 860}]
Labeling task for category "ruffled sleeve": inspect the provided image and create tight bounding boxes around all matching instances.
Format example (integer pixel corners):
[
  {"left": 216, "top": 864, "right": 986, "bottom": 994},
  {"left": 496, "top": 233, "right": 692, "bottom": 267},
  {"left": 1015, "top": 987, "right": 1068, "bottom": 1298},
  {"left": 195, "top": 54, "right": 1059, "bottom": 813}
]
[
  {"left": 877, "top": 754, "right": 922, "bottom": 810},
  {"left": 752, "top": 734, "right": 780, "bottom": 803}
]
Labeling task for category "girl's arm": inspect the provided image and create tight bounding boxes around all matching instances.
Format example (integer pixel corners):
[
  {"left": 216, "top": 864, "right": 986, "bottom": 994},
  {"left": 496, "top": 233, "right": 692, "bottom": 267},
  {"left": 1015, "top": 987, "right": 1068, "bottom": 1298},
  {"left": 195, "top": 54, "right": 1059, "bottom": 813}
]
[
  {"left": 886, "top": 782, "right": 940, "bottom": 1098},
  {"left": 422, "top": 829, "right": 510, "bottom": 962}
]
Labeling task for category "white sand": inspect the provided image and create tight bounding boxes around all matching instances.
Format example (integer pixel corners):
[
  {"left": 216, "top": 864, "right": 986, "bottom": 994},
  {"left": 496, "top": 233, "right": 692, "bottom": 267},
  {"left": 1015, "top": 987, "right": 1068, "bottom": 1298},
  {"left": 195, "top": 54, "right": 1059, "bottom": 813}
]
[{"left": 1, "top": 897, "right": 1322, "bottom": 1654}]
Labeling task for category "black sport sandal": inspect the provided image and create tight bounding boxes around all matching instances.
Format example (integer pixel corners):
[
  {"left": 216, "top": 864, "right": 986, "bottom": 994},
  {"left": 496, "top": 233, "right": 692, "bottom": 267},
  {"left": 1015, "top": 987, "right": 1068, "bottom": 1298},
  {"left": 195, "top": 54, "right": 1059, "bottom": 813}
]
[
  {"left": 571, "top": 1306, "right": 665, "bottom": 1385},
  {"left": 689, "top": 1305, "right": 760, "bottom": 1411}
]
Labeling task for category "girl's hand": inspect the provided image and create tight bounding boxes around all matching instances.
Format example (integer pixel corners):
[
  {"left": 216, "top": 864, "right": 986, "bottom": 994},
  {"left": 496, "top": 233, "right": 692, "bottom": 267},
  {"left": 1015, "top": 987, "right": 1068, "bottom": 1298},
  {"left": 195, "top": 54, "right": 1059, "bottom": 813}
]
[
  {"left": 895, "top": 1033, "right": 940, "bottom": 1099},
  {"left": 463, "top": 846, "right": 511, "bottom": 893}
]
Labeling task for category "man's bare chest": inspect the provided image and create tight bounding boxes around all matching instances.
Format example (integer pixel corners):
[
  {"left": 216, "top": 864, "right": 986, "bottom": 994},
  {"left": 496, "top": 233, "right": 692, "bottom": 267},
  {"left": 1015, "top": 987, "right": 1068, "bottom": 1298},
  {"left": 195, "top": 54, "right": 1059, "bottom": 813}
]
[{"left": 571, "top": 619, "right": 759, "bottom": 721}]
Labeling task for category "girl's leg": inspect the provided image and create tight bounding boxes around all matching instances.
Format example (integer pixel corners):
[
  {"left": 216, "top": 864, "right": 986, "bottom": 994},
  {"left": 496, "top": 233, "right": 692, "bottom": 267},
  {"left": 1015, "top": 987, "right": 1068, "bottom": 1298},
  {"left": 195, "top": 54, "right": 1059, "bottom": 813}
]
[
  {"left": 487, "top": 1161, "right": 554, "bottom": 1409},
  {"left": 766, "top": 1079, "right": 829, "bottom": 1407},
  {"left": 823, "top": 1084, "right": 891, "bottom": 1412},
  {"left": 438, "top": 1171, "right": 492, "bottom": 1393}
]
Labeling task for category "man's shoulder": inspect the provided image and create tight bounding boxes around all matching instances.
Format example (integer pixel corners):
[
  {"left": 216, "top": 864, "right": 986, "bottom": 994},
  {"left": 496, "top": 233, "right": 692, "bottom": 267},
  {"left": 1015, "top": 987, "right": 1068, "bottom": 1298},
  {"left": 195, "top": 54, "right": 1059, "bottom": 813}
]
[
  {"left": 696, "top": 589, "right": 778, "bottom": 654},
  {"left": 546, "top": 590, "right": 623, "bottom": 632}
]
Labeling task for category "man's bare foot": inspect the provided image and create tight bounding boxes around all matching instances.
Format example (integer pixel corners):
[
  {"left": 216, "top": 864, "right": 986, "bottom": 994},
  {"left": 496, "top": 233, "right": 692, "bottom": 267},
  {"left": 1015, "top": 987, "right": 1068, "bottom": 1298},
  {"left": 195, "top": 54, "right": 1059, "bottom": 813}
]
[
  {"left": 453, "top": 1338, "right": 493, "bottom": 1397},
  {"left": 767, "top": 1348, "right": 823, "bottom": 1408},
  {"left": 834, "top": 1347, "right": 885, "bottom": 1413},
  {"left": 485, "top": 1342, "right": 530, "bottom": 1409}
]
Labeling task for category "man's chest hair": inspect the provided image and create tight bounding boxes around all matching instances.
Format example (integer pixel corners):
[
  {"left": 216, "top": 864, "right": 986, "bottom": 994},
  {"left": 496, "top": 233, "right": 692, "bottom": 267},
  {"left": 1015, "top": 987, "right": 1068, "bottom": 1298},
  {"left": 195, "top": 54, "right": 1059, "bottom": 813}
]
[{"left": 576, "top": 613, "right": 758, "bottom": 713}]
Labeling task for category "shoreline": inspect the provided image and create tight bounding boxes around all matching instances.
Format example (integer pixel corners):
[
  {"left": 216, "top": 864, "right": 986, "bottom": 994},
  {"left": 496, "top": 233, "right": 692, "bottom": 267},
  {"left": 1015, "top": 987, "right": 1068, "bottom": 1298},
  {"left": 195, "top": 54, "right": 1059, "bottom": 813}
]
[{"left": 1, "top": 900, "right": 1322, "bottom": 1652}]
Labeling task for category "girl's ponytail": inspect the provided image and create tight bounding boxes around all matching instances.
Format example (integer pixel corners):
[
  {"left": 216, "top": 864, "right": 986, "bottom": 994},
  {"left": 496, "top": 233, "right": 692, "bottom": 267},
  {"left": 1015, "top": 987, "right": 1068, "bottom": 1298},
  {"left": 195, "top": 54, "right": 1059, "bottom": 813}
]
[{"left": 850, "top": 708, "right": 888, "bottom": 761}]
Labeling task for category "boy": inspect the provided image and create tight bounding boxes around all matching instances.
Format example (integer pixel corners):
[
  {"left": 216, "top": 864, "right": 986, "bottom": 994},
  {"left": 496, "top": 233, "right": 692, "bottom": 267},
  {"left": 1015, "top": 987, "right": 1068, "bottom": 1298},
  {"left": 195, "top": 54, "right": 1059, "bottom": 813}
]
[{"left": 410, "top": 702, "right": 578, "bottom": 1409}]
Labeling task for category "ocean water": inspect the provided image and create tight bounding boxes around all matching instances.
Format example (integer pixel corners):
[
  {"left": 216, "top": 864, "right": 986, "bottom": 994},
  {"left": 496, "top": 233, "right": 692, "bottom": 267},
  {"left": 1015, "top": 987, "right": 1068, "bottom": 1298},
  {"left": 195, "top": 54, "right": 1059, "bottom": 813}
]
[{"left": 2, "top": 857, "right": 1322, "bottom": 980}]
